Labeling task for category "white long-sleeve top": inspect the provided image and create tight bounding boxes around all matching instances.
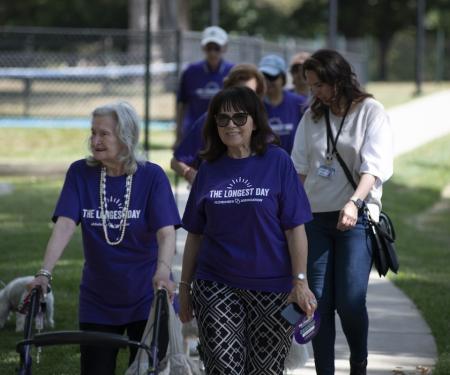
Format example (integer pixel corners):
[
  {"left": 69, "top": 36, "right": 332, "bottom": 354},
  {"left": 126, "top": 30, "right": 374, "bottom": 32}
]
[{"left": 291, "top": 97, "right": 393, "bottom": 215}]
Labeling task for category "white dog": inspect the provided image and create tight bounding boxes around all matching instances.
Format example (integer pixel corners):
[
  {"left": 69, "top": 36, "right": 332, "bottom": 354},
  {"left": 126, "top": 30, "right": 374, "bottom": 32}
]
[{"left": 0, "top": 275, "right": 54, "bottom": 332}]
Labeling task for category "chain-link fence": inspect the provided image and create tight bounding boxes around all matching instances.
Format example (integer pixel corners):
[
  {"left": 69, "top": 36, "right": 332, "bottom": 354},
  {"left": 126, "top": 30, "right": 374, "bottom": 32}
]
[{"left": 0, "top": 26, "right": 367, "bottom": 122}]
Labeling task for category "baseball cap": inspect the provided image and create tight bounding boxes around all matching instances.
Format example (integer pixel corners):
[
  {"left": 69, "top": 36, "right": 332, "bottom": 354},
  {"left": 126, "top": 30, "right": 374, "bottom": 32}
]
[
  {"left": 258, "top": 54, "right": 287, "bottom": 77},
  {"left": 201, "top": 26, "right": 228, "bottom": 47}
]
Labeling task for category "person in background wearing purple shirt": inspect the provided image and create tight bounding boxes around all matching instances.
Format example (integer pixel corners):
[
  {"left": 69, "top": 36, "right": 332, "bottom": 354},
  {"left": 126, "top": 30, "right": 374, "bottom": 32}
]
[
  {"left": 174, "top": 26, "right": 234, "bottom": 147},
  {"left": 29, "top": 101, "right": 181, "bottom": 375},
  {"left": 259, "top": 54, "right": 307, "bottom": 155},
  {"left": 171, "top": 63, "right": 266, "bottom": 184},
  {"left": 178, "top": 87, "right": 317, "bottom": 374}
]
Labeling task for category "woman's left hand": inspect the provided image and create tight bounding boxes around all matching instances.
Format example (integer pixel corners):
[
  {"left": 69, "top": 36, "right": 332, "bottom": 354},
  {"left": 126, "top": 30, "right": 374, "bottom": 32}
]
[
  {"left": 287, "top": 281, "right": 318, "bottom": 318},
  {"left": 152, "top": 266, "right": 176, "bottom": 301},
  {"left": 337, "top": 201, "right": 358, "bottom": 231}
]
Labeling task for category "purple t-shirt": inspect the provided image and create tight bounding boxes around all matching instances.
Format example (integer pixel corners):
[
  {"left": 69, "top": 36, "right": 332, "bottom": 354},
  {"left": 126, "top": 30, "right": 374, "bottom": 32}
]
[
  {"left": 265, "top": 90, "right": 307, "bottom": 154},
  {"left": 182, "top": 145, "right": 312, "bottom": 293},
  {"left": 53, "top": 160, "right": 181, "bottom": 325},
  {"left": 173, "top": 112, "right": 206, "bottom": 168},
  {"left": 177, "top": 59, "right": 234, "bottom": 132}
]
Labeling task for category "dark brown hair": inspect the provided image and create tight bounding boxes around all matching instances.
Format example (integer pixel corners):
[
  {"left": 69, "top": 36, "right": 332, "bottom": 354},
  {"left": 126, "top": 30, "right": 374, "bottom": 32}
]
[
  {"left": 200, "top": 86, "right": 279, "bottom": 162},
  {"left": 303, "top": 49, "right": 373, "bottom": 121}
]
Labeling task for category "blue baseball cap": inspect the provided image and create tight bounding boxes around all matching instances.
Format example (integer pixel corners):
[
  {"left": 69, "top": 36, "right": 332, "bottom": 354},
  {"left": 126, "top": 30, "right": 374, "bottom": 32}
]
[{"left": 258, "top": 54, "right": 287, "bottom": 76}]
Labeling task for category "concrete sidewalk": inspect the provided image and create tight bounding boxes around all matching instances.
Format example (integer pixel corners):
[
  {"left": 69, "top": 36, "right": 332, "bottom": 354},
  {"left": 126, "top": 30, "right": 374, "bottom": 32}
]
[
  {"left": 172, "top": 193, "right": 436, "bottom": 375},
  {"left": 172, "top": 90, "right": 450, "bottom": 374},
  {"left": 389, "top": 89, "right": 450, "bottom": 157}
]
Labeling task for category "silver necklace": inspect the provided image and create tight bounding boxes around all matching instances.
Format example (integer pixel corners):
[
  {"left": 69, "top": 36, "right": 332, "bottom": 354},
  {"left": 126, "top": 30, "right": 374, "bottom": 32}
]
[{"left": 99, "top": 167, "right": 133, "bottom": 246}]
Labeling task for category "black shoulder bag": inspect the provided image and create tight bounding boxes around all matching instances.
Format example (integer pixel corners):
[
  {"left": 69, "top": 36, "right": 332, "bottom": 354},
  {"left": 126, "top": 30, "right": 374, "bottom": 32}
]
[{"left": 324, "top": 108, "right": 399, "bottom": 277}]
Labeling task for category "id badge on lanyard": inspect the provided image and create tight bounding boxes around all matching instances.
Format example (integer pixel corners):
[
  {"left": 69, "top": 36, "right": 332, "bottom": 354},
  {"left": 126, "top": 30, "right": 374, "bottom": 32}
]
[
  {"left": 319, "top": 105, "right": 351, "bottom": 180},
  {"left": 317, "top": 154, "right": 336, "bottom": 178}
]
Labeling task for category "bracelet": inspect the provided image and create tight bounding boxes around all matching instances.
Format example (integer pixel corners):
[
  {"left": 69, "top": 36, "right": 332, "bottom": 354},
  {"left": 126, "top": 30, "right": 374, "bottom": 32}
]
[
  {"left": 35, "top": 268, "right": 53, "bottom": 281},
  {"left": 157, "top": 259, "right": 171, "bottom": 271},
  {"left": 178, "top": 281, "right": 191, "bottom": 290},
  {"left": 183, "top": 167, "right": 192, "bottom": 178}
]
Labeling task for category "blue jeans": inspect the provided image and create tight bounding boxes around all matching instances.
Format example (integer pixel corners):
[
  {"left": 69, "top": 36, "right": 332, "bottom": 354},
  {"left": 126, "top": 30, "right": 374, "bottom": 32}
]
[{"left": 306, "top": 211, "right": 372, "bottom": 375}]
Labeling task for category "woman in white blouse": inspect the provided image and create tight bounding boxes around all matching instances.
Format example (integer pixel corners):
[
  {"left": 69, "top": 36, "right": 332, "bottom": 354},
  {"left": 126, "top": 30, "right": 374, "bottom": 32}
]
[{"left": 291, "top": 49, "right": 393, "bottom": 375}]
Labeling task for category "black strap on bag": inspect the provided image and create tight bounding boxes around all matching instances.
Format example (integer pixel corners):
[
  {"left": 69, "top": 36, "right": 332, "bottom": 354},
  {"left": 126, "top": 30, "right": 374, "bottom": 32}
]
[{"left": 324, "top": 107, "right": 399, "bottom": 277}]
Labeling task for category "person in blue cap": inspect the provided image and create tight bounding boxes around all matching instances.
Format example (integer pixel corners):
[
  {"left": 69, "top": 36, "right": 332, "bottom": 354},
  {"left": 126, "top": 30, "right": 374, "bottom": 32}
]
[
  {"left": 258, "top": 54, "right": 307, "bottom": 155},
  {"left": 174, "top": 26, "right": 234, "bottom": 147}
]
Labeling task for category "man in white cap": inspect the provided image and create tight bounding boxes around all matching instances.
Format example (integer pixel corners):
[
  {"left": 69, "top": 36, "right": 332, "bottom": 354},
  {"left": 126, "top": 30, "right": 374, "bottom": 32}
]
[
  {"left": 258, "top": 54, "right": 307, "bottom": 155},
  {"left": 174, "top": 26, "right": 234, "bottom": 146}
]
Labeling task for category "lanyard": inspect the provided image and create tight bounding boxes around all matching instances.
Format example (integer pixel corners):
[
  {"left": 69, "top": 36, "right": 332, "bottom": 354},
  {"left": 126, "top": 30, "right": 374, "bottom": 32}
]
[{"left": 324, "top": 103, "right": 351, "bottom": 161}]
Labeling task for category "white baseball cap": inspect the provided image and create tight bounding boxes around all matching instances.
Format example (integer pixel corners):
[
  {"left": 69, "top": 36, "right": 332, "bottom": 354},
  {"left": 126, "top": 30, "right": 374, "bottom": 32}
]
[{"left": 201, "top": 26, "right": 228, "bottom": 47}]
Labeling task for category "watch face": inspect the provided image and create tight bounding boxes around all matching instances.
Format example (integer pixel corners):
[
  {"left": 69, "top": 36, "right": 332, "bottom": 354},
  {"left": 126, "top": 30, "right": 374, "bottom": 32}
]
[
  {"left": 351, "top": 198, "right": 363, "bottom": 209},
  {"left": 296, "top": 273, "right": 306, "bottom": 280}
]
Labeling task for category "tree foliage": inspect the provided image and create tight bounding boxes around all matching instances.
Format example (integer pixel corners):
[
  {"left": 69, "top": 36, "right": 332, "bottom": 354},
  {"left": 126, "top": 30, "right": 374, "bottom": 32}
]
[
  {"left": 1, "top": 0, "right": 449, "bottom": 80},
  {"left": 0, "top": 0, "right": 128, "bottom": 29},
  {"left": 189, "top": 0, "right": 328, "bottom": 39}
]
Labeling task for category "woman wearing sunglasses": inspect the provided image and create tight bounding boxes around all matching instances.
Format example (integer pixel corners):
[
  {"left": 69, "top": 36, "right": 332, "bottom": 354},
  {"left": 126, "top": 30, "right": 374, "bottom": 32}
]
[{"left": 178, "top": 86, "right": 316, "bottom": 374}]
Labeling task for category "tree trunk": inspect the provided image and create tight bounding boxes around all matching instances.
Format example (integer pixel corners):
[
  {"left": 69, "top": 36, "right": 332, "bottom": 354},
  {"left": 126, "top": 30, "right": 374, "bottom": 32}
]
[
  {"left": 178, "top": 0, "right": 190, "bottom": 31},
  {"left": 128, "top": 0, "right": 146, "bottom": 31},
  {"left": 377, "top": 35, "right": 392, "bottom": 81}
]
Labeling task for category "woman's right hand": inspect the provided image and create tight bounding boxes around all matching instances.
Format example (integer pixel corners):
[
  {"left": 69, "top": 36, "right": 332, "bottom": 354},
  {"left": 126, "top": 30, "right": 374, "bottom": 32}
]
[
  {"left": 178, "top": 285, "right": 194, "bottom": 323},
  {"left": 27, "top": 275, "right": 50, "bottom": 297},
  {"left": 287, "top": 281, "right": 318, "bottom": 318}
]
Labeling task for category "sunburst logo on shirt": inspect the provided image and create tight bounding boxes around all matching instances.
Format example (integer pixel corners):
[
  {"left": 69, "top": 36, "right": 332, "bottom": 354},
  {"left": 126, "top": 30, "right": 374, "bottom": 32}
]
[
  {"left": 227, "top": 177, "right": 252, "bottom": 190},
  {"left": 107, "top": 195, "right": 123, "bottom": 210}
]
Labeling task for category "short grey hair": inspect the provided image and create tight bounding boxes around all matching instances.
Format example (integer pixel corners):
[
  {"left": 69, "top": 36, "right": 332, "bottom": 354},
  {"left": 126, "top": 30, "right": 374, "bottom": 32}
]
[{"left": 86, "top": 101, "right": 145, "bottom": 174}]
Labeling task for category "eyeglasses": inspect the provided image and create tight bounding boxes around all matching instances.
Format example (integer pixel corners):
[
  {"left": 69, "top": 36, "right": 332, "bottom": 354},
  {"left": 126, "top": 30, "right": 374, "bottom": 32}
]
[
  {"left": 215, "top": 112, "right": 249, "bottom": 127},
  {"left": 290, "top": 63, "right": 303, "bottom": 74},
  {"left": 263, "top": 73, "right": 280, "bottom": 82}
]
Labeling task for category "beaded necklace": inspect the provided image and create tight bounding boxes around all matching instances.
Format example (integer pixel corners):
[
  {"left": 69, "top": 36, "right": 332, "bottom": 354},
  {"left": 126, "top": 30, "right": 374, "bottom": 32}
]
[{"left": 99, "top": 166, "right": 133, "bottom": 246}]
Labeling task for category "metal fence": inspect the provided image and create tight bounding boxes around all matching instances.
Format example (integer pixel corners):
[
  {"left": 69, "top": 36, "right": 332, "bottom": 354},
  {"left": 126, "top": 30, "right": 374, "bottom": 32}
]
[{"left": 0, "top": 26, "right": 367, "bottom": 121}]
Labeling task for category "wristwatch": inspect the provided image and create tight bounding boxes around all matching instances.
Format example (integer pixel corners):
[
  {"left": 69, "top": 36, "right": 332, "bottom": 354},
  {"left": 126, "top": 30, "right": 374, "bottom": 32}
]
[
  {"left": 294, "top": 272, "right": 307, "bottom": 282},
  {"left": 350, "top": 197, "right": 364, "bottom": 209}
]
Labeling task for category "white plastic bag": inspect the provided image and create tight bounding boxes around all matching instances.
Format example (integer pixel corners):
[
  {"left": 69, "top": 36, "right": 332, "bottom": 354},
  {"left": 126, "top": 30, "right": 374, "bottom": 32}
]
[
  {"left": 284, "top": 338, "right": 309, "bottom": 371},
  {"left": 125, "top": 291, "right": 199, "bottom": 375}
]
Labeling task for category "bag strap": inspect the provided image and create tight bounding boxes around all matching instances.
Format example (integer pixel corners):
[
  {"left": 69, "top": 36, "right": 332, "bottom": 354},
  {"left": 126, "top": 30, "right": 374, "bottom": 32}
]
[{"left": 324, "top": 109, "right": 357, "bottom": 191}]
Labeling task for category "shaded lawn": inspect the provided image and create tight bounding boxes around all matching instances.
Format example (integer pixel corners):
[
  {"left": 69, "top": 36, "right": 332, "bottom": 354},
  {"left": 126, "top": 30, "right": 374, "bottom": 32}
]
[{"left": 383, "top": 135, "right": 450, "bottom": 374}]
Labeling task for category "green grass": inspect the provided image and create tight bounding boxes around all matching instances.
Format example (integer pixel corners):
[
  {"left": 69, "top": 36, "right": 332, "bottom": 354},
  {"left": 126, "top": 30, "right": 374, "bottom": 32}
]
[
  {"left": 366, "top": 81, "right": 450, "bottom": 108},
  {"left": 0, "top": 176, "right": 132, "bottom": 373},
  {"left": 1, "top": 84, "right": 450, "bottom": 372},
  {"left": 383, "top": 135, "right": 450, "bottom": 374},
  {"left": 1, "top": 137, "right": 449, "bottom": 373},
  {"left": 0, "top": 127, "right": 175, "bottom": 181}
]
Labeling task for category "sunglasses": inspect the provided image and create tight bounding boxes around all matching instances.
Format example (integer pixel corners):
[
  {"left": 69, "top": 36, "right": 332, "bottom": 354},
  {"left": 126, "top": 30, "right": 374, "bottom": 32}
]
[
  {"left": 263, "top": 73, "right": 280, "bottom": 82},
  {"left": 205, "top": 44, "right": 221, "bottom": 52},
  {"left": 215, "top": 112, "right": 249, "bottom": 127},
  {"left": 290, "top": 63, "right": 303, "bottom": 74}
]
